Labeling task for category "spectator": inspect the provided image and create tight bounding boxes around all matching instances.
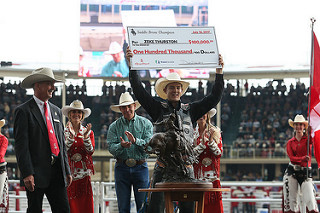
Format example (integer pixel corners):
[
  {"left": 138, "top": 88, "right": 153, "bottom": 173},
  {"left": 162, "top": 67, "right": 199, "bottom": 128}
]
[
  {"left": 6, "top": 141, "right": 14, "bottom": 155},
  {"left": 107, "top": 92, "right": 153, "bottom": 213},
  {"left": 283, "top": 115, "right": 318, "bottom": 212},
  {"left": 274, "top": 143, "right": 285, "bottom": 157},
  {"left": 248, "top": 192, "right": 256, "bottom": 213},
  {"left": 62, "top": 100, "right": 95, "bottom": 213},
  {"left": 231, "top": 193, "right": 239, "bottom": 213},
  {"left": 244, "top": 81, "right": 249, "bottom": 94},
  {"left": 193, "top": 108, "right": 223, "bottom": 213},
  {"left": 0, "top": 119, "right": 9, "bottom": 212},
  {"left": 81, "top": 79, "right": 87, "bottom": 96},
  {"left": 67, "top": 83, "right": 74, "bottom": 95},
  {"left": 102, "top": 82, "right": 107, "bottom": 96},
  {"left": 100, "top": 124, "right": 108, "bottom": 137},
  {"left": 99, "top": 134, "right": 107, "bottom": 150}
]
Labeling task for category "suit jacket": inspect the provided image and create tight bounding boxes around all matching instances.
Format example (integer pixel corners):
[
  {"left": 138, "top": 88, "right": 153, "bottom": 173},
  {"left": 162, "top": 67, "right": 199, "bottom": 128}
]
[{"left": 14, "top": 98, "right": 71, "bottom": 188}]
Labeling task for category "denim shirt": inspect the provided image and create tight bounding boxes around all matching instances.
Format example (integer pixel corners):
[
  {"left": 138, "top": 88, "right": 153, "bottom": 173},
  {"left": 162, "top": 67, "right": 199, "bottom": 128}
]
[{"left": 107, "top": 114, "right": 153, "bottom": 160}]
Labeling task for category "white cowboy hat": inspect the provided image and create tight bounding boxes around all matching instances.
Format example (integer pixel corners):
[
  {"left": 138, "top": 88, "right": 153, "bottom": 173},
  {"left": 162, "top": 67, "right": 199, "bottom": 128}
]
[
  {"left": 208, "top": 108, "right": 217, "bottom": 118},
  {"left": 0, "top": 119, "right": 5, "bottom": 128},
  {"left": 288, "top": 114, "right": 308, "bottom": 128},
  {"left": 21, "top": 67, "right": 62, "bottom": 89},
  {"left": 62, "top": 100, "right": 91, "bottom": 119},
  {"left": 104, "top": 41, "right": 122, "bottom": 55},
  {"left": 110, "top": 92, "right": 141, "bottom": 113},
  {"left": 155, "top": 72, "right": 190, "bottom": 99}
]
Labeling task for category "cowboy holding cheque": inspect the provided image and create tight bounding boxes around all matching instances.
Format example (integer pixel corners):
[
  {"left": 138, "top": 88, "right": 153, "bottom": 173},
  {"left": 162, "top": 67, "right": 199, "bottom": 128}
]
[{"left": 126, "top": 26, "right": 224, "bottom": 211}]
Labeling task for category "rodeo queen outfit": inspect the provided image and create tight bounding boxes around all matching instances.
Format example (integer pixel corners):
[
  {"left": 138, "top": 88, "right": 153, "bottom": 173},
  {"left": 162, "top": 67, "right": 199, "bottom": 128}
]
[
  {"left": 193, "top": 109, "right": 223, "bottom": 213},
  {"left": 127, "top": 48, "right": 224, "bottom": 213},
  {"left": 62, "top": 100, "right": 95, "bottom": 213},
  {"left": 0, "top": 119, "right": 9, "bottom": 212},
  {"left": 283, "top": 115, "right": 319, "bottom": 213}
]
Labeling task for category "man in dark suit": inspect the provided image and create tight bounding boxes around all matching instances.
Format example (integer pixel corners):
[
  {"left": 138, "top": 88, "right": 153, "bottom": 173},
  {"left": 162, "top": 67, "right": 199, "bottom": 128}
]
[{"left": 14, "top": 67, "right": 72, "bottom": 213}]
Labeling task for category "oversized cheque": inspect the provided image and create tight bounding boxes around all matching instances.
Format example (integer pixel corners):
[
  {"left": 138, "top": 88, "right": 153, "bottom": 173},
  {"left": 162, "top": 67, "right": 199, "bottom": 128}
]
[{"left": 127, "top": 26, "right": 220, "bottom": 70}]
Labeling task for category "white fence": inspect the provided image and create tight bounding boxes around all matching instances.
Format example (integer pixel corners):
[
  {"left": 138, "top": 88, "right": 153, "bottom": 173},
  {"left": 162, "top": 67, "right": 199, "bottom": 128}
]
[{"left": 8, "top": 180, "right": 308, "bottom": 213}]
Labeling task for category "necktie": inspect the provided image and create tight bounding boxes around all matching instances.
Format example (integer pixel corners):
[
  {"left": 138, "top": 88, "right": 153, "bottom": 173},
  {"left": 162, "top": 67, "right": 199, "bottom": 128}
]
[{"left": 44, "top": 102, "right": 60, "bottom": 157}]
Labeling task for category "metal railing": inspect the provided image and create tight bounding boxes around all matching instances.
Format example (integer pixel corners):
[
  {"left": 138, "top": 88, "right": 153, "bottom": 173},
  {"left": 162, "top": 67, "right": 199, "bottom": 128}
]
[
  {"left": 10, "top": 180, "right": 314, "bottom": 213},
  {"left": 222, "top": 146, "right": 287, "bottom": 159}
]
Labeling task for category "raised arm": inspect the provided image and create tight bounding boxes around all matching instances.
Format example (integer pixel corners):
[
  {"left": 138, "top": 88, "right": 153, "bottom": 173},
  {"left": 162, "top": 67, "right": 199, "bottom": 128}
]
[
  {"left": 190, "top": 55, "right": 224, "bottom": 123},
  {"left": 126, "top": 47, "right": 161, "bottom": 121}
]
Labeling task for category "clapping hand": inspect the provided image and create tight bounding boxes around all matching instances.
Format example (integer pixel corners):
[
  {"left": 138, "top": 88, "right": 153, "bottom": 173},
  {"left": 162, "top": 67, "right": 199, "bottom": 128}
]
[
  {"left": 201, "top": 135, "right": 209, "bottom": 145},
  {"left": 120, "top": 136, "right": 132, "bottom": 148},
  {"left": 84, "top": 123, "right": 92, "bottom": 139},
  {"left": 209, "top": 127, "right": 216, "bottom": 143},
  {"left": 125, "top": 131, "right": 136, "bottom": 143},
  {"left": 120, "top": 131, "right": 136, "bottom": 148}
]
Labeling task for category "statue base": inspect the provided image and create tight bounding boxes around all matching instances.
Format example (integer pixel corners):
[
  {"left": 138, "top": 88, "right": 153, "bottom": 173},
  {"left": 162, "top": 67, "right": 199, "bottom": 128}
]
[
  {"left": 155, "top": 181, "right": 212, "bottom": 189},
  {"left": 140, "top": 182, "right": 230, "bottom": 213}
]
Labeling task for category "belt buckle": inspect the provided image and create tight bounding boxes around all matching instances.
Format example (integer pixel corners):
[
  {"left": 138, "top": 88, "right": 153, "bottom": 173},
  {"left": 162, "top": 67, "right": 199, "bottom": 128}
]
[
  {"left": 71, "top": 153, "right": 82, "bottom": 162},
  {"left": 202, "top": 157, "right": 212, "bottom": 167},
  {"left": 125, "top": 158, "right": 137, "bottom": 167},
  {"left": 293, "top": 165, "right": 301, "bottom": 171}
]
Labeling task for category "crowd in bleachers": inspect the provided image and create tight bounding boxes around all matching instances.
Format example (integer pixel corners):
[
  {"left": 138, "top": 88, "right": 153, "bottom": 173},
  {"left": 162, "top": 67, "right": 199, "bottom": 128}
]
[
  {"left": 0, "top": 80, "right": 29, "bottom": 155},
  {"left": 0, "top": 77, "right": 313, "bottom": 183},
  {"left": 0, "top": 78, "right": 308, "bottom": 160},
  {"left": 231, "top": 80, "right": 308, "bottom": 159}
]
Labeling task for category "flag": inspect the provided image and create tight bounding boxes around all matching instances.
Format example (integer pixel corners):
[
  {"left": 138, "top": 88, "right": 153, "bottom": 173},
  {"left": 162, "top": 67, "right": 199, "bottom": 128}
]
[{"left": 309, "top": 32, "right": 320, "bottom": 167}]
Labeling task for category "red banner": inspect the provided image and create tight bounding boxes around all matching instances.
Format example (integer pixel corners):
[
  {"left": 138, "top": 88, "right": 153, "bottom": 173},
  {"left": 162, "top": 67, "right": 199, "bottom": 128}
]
[{"left": 310, "top": 32, "right": 320, "bottom": 167}]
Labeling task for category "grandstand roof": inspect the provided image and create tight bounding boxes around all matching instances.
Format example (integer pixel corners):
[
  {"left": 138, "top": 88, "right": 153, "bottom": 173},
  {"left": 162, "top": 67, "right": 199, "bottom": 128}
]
[
  {"left": 80, "top": 0, "right": 208, "bottom": 6},
  {"left": 0, "top": 66, "right": 309, "bottom": 80}
]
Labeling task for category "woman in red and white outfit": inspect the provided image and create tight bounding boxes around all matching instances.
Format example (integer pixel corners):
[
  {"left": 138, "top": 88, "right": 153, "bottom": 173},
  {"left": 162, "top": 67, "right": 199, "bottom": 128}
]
[
  {"left": 193, "top": 108, "right": 223, "bottom": 213},
  {"left": 283, "top": 114, "right": 318, "bottom": 213},
  {"left": 62, "top": 100, "right": 95, "bottom": 213},
  {"left": 0, "top": 119, "right": 8, "bottom": 213}
]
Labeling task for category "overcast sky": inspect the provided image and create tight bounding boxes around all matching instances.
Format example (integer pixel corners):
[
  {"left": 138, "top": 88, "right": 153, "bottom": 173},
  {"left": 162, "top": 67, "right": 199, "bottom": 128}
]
[
  {"left": 209, "top": 0, "right": 320, "bottom": 70},
  {"left": 0, "top": 0, "right": 320, "bottom": 71},
  {"left": 0, "top": 0, "right": 79, "bottom": 69}
]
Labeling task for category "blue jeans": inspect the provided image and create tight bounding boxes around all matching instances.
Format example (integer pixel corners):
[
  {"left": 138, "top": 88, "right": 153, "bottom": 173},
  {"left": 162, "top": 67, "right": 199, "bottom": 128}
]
[{"left": 115, "top": 162, "right": 149, "bottom": 213}]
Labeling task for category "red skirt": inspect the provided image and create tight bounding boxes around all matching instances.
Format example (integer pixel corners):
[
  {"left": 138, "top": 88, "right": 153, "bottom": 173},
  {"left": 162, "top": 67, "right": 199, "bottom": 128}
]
[
  {"left": 203, "top": 180, "right": 223, "bottom": 213},
  {"left": 67, "top": 176, "right": 94, "bottom": 213}
]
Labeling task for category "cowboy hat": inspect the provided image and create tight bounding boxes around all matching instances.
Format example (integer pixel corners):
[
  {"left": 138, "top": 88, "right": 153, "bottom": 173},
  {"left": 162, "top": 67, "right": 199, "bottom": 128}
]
[
  {"left": 155, "top": 72, "right": 190, "bottom": 99},
  {"left": 288, "top": 114, "right": 308, "bottom": 128},
  {"left": 208, "top": 108, "right": 217, "bottom": 118},
  {"left": 0, "top": 119, "right": 5, "bottom": 128},
  {"left": 110, "top": 92, "right": 141, "bottom": 113},
  {"left": 62, "top": 100, "right": 91, "bottom": 119},
  {"left": 104, "top": 41, "right": 123, "bottom": 55},
  {"left": 21, "top": 67, "right": 62, "bottom": 89}
]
